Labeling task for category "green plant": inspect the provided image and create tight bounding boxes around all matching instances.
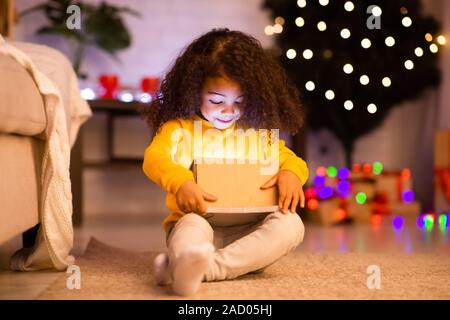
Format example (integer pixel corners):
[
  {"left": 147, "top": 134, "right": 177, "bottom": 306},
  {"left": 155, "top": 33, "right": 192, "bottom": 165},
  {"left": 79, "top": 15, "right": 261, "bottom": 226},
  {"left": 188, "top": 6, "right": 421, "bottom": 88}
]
[{"left": 21, "top": 0, "right": 139, "bottom": 78}]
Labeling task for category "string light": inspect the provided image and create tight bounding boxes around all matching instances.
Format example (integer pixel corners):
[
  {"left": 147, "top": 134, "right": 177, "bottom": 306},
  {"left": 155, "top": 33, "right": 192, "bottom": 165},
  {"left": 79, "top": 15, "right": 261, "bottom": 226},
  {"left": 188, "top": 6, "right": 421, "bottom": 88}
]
[
  {"left": 264, "top": 25, "right": 274, "bottom": 35},
  {"left": 316, "top": 166, "right": 327, "bottom": 176},
  {"left": 295, "top": 17, "right": 305, "bottom": 27},
  {"left": 359, "top": 75, "right": 370, "bottom": 85},
  {"left": 305, "top": 81, "right": 315, "bottom": 91},
  {"left": 325, "top": 90, "right": 335, "bottom": 100},
  {"left": 119, "top": 91, "right": 134, "bottom": 102},
  {"left": 327, "top": 166, "right": 337, "bottom": 177},
  {"left": 372, "top": 161, "right": 383, "bottom": 174},
  {"left": 404, "top": 60, "right": 414, "bottom": 70},
  {"left": 402, "top": 190, "right": 415, "bottom": 203},
  {"left": 340, "top": 28, "right": 351, "bottom": 39},
  {"left": 344, "top": 100, "right": 354, "bottom": 110},
  {"left": 319, "top": 0, "right": 329, "bottom": 6},
  {"left": 307, "top": 199, "right": 319, "bottom": 210},
  {"left": 337, "top": 167, "right": 350, "bottom": 179},
  {"left": 400, "top": 7, "right": 408, "bottom": 15},
  {"left": 402, "top": 16, "right": 412, "bottom": 27},
  {"left": 313, "top": 175, "right": 326, "bottom": 187},
  {"left": 297, "top": 0, "right": 306, "bottom": 8},
  {"left": 382, "top": 77, "right": 391, "bottom": 87},
  {"left": 80, "top": 88, "right": 96, "bottom": 100},
  {"left": 361, "top": 38, "right": 371, "bottom": 49},
  {"left": 367, "top": 103, "right": 377, "bottom": 114},
  {"left": 437, "top": 35, "right": 447, "bottom": 45},
  {"left": 317, "top": 21, "right": 327, "bottom": 31},
  {"left": 303, "top": 49, "right": 313, "bottom": 59},
  {"left": 323, "top": 49, "right": 333, "bottom": 59},
  {"left": 286, "top": 49, "right": 297, "bottom": 59},
  {"left": 371, "top": 6, "right": 382, "bottom": 17},
  {"left": 319, "top": 186, "right": 334, "bottom": 200},
  {"left": 425, "top": 33, "right": 433, "bottom": 42},
  {"left": 385, "top": 36, "right": 395, "bottom": 47},
  {"left": 273, "top": 24, "right": 283, "bottom": 34},
  {"left": 344, "top": 1, "right": 354, "bottom": 12},
  {"left": 275, "top": 17, "right": 285, "bottom": 25},
  {"left": 414, "top": 47, "right": 424, "bottom": 57},
  {"left": 343, "top": 63, "right": 353, "bottom": 74},
  {"left": 392, "top": 215, "right": 404, "bottom": 230},
  {"left": 429, "top": 43, "right": 438, "bottom": 53},
  {"left": 356, "top": 192, "right": 367, "bottom": 204}
]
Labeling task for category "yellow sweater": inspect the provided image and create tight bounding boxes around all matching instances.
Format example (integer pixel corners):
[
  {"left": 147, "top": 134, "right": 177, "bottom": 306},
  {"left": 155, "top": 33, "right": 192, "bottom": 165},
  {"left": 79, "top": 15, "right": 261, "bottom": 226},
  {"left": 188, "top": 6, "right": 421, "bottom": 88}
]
[{"left": 143, "top": 115, "right": 309, "bottom": 232}]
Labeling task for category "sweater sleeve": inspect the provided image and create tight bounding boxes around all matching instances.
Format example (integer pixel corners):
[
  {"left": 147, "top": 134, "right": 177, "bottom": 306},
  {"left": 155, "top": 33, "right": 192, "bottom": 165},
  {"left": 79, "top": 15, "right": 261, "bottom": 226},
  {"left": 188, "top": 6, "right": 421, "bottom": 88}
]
[
  {"left": 278, "top": 139, "right": 309, "bottom": 185},
  {"left": 142, "top": 120, "right": 195, "bottom": 195}
]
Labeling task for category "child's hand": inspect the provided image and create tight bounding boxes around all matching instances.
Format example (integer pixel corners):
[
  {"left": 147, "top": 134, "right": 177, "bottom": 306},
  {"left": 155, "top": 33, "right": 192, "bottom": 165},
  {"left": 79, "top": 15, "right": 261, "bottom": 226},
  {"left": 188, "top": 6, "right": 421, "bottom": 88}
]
[
  {"left": 176, "top": 180, "right": 218, "bottom": 214},
  {"left": 260, "top": 170, "right": 305, "bottom": 214}
]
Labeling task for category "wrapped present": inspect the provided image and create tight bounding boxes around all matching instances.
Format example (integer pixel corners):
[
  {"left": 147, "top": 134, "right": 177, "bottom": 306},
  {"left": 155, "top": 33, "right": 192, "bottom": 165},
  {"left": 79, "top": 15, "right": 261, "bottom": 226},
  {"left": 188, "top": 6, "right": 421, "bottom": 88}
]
[
  {"left": 375, "top": 170, "right": 414, "bottom": 204},
  {"left": 351, "top": 180, "right": 377, "bottom": 201},
  {"left": 306, "top": 163, "right": 421, "bottom": 225},
  {"left": 347, "top": 198, "right": 372, "bottom": 223},
  {"left": 308, "top": 198, "right": 349, "bottom": 226},
  {"left": 434, "top": 131, "right": 450, "bottom": 213}
]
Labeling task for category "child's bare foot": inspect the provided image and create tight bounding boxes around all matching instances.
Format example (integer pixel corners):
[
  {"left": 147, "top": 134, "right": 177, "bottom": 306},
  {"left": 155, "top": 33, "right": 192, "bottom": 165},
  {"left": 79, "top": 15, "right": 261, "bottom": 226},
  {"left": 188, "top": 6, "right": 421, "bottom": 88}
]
[
  {"left": 172, "top": 243, "right": 214, "bottom": 296},
  {"left": 153, "top": 253, "right": 171, "bottom": 286}
]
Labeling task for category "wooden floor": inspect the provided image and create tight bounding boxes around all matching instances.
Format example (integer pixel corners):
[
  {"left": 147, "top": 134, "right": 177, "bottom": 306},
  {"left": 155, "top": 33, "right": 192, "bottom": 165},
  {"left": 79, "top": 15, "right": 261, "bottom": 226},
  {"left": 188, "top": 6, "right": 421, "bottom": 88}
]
[{"left": 1, "top": 165, "right": 449, "bottom": 299}]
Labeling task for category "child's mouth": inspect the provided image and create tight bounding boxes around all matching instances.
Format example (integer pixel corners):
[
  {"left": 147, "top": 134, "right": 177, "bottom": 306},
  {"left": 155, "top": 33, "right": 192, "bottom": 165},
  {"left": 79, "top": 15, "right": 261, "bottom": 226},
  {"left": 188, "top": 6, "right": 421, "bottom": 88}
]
[{"left": 215, "top": 118, "right": 234, "bottom": 124}]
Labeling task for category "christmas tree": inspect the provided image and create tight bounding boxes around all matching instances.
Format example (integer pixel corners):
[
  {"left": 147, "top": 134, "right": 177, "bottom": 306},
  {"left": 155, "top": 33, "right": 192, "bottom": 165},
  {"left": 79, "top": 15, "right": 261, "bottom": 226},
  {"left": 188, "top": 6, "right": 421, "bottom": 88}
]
[{"left": 263, "top": 0, "right": 443, "bottom": 166}]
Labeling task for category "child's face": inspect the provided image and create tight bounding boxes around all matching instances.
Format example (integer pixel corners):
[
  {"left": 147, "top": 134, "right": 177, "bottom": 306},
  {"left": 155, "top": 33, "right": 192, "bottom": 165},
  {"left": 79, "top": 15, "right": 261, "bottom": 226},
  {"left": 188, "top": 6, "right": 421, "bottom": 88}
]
[{"left": 200, "top": 76, "right": 243, "bottom": 129}]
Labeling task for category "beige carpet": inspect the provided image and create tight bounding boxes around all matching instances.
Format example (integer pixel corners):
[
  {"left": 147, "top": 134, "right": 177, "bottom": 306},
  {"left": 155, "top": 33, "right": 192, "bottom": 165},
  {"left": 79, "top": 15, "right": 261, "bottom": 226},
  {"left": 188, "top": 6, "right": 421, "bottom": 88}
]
[{"left": 38, "top": 238, "right": 450, "bottom": 300}]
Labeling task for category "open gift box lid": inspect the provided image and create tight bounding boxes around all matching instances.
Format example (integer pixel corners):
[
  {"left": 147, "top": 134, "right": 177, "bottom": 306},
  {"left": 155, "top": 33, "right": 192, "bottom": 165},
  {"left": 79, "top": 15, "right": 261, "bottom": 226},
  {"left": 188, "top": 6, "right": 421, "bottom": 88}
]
[{"left": 191, "top": 158, "right": 279, "bottom": 214}]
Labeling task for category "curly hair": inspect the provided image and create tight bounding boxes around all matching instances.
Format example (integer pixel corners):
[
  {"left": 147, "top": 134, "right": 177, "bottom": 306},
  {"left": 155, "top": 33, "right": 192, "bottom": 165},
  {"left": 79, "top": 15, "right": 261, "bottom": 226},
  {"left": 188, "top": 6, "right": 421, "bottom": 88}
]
[{"left": 141, "top": 28, "right": 305, "bottom": 134}]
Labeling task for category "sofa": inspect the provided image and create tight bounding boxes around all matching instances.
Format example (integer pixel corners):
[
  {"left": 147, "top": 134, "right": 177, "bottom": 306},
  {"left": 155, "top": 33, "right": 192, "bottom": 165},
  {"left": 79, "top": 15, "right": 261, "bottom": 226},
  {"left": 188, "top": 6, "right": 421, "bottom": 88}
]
[{"left": 0, "top": 41, "right": 91, "bottom": 269}]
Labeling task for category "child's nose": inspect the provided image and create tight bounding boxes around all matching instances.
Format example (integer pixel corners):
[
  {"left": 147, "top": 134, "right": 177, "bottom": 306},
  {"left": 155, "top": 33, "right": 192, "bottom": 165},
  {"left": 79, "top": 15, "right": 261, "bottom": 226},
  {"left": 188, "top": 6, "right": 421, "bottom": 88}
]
[{"left": 221, "top": 105, "right": 235, "bottom": 114}]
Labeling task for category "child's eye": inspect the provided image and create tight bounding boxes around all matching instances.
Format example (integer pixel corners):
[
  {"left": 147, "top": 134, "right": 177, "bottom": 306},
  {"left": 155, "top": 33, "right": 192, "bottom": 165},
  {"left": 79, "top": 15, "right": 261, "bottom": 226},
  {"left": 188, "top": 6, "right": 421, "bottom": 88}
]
[{"left": 209, "top": 100, "right": 223, "bottom": 105}]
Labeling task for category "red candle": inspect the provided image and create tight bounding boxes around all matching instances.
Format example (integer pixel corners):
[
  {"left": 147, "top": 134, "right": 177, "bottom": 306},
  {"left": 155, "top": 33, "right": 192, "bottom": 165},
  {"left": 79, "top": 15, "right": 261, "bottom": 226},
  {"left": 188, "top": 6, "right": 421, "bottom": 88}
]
[
  {"left": 141, "top": 77, "right": 160, "bottom": 96},
  {"left": 99, "top": 74, "right": 119, "bottom": 99}
]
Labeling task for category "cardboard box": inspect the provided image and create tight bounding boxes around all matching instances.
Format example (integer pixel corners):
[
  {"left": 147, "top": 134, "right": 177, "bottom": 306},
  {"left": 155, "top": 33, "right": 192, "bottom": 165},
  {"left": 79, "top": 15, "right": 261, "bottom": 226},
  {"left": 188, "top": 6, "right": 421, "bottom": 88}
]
[
  {"left": 192, "top": 158, "right": 279, "bottom": 213},
  {"left": 375, "top": 174, "right": 413, "bottom": 204},
  {"left": 347, "top": 199, "right": 372, "bottom": 223},
  {"left": 308, "top": 198, "right": 348, "bottom": 226}
]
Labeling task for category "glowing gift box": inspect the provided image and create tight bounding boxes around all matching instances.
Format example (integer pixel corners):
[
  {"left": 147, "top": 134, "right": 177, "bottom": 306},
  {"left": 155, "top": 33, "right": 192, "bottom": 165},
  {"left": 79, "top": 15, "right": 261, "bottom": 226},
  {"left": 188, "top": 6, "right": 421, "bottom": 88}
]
[{"left": 192, "top": 158, "right": 279, "bottom": 226}]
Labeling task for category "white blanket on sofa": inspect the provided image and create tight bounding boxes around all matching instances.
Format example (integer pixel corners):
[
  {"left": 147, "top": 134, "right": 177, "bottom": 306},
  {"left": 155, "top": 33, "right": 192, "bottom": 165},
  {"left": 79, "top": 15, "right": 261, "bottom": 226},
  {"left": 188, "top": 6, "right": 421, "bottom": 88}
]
[{"left": 0, "top": 35, "right": 92, "bottom": 271}]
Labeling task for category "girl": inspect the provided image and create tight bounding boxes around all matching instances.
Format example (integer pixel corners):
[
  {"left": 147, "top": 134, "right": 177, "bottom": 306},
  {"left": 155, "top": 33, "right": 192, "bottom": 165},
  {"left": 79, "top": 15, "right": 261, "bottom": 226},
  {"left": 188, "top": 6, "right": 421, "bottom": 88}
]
[{"left": 142, "top": 28, "right": 308, "bottom": 296}]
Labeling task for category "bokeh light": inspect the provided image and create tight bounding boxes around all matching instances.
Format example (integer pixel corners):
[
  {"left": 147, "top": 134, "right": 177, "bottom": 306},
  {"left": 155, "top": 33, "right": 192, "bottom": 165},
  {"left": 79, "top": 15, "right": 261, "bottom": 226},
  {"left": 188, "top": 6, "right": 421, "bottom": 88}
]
[
  {"left": 402, "top": 190, "right": 414, "bottom": 203},
  {"left": 337, "top": 167, "right": 350, "bottom": 179},
  {"left": 327, "top": 166, "right": 338, "bottom": 177},
  {"left": 362, "top": 163, "right": 372, "bottom": 174},
  {"left": 392, "top": 215, "right": 404, "bottom": 230},
  {"left": 356, "top": 192, "right": 367, "bottom": 204},
  {"left": 319, "top": 186, "right": 334, "bottom": 199},
  {"left": 337, "top": 180, "right": 351, "bottom": 197},
  {"left": 372, "top": 161, "right": 383, "bottom": 175},
  {"left": 307, "top": 198, "right": 319, "bottom": 210},
  {"left": 316, "top": 166, "right": 327, "bottom": 176},
  {"left": 313, "top": 175, "right": 326, "bottom": 187},
  {"left": 334, "top": 208, "right": 347, "bottom": 221}
]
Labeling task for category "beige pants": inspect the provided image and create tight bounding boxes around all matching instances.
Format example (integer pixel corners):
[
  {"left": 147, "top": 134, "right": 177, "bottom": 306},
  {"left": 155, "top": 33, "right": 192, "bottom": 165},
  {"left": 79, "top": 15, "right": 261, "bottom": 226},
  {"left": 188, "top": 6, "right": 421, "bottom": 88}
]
[{"left": 166, "top": 210, "right": 305, "bottom": 281}]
